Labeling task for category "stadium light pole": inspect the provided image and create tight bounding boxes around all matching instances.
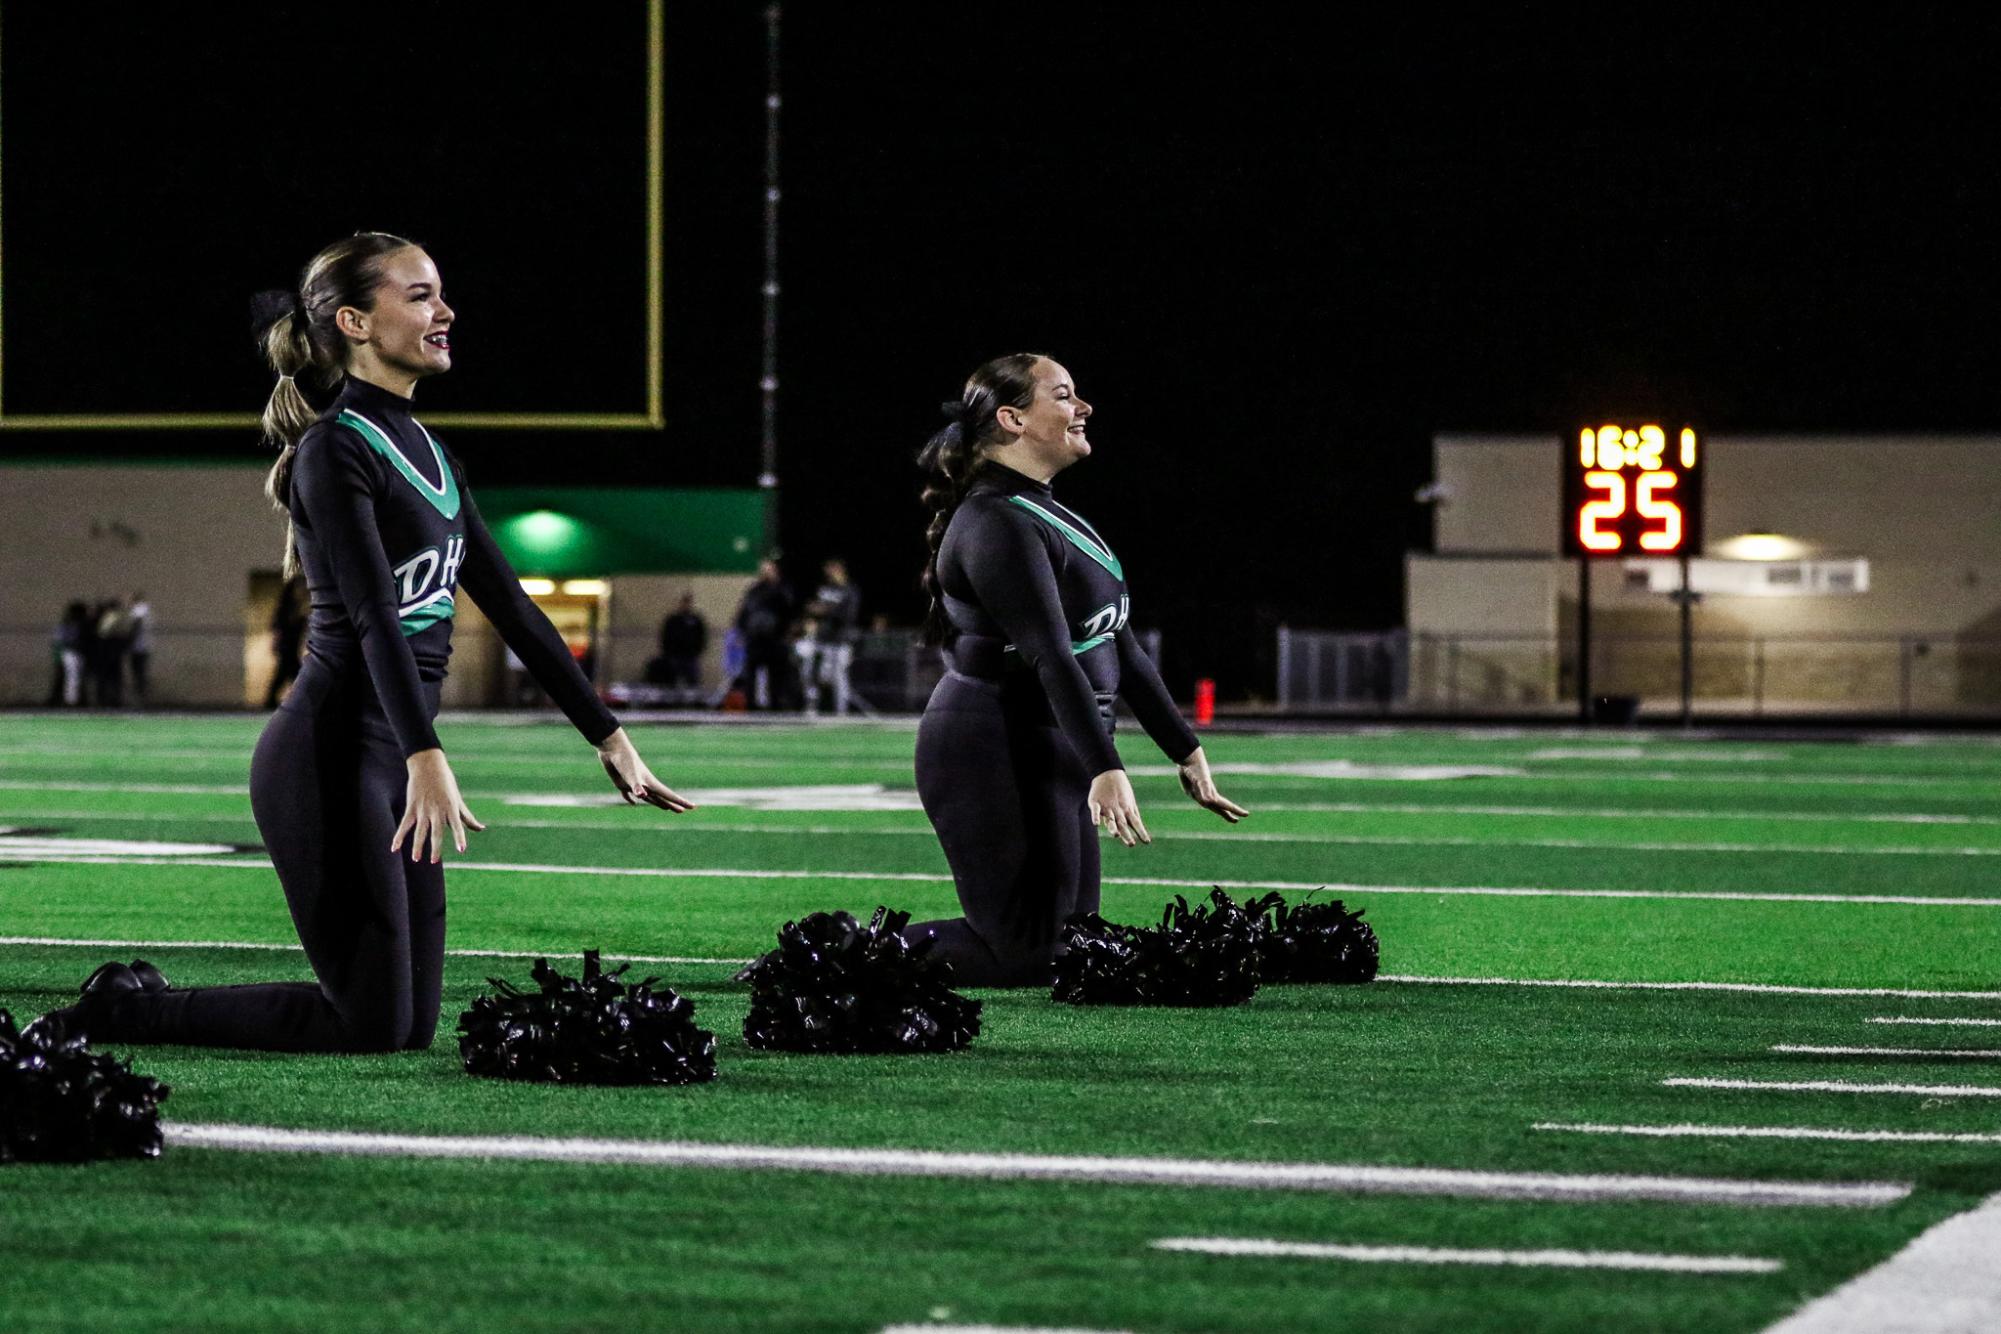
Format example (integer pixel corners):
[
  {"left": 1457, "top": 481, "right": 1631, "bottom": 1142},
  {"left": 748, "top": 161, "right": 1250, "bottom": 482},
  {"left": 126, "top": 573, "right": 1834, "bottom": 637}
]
[{"left": 759, "top": 3, "right": 783, "bottom": 555}]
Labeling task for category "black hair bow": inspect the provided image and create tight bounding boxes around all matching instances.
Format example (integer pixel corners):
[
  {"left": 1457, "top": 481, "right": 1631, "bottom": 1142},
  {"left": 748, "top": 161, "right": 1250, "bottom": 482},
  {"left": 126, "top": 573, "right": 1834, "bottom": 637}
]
[{"left": 249, "top": 288, "right": 303, "bottom": 339}]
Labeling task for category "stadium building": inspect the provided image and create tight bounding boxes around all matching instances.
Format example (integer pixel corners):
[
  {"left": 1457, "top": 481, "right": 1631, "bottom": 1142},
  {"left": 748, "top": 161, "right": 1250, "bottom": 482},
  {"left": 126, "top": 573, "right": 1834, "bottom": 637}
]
[{"left": 1399, "top": 433, "right": 2001, "bottom": 716}]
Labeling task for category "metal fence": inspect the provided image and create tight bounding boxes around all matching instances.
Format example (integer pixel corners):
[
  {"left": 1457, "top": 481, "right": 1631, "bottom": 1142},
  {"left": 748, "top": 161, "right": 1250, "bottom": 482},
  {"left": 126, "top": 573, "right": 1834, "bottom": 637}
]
[
  {"left": 1277, "top": 627, "right": 2001, "bottom": 717},
  {"left": 3, "top": 623, "right": 1164, "bottom": 716}
]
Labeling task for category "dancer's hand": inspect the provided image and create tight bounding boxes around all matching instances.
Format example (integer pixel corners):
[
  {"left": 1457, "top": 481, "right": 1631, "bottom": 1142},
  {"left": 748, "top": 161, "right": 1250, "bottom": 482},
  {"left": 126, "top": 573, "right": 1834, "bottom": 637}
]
[
  {"left": 393, "top": 748, "right": 485, "bottom": 863},
  {"left": 1088, "top": 769, "right": 1151, "bottom": 847},
  {"left": 1177, "top": 747, "right": 1249, "bottom": 823},
  {"left": 596, "top": 727, "right": 696, "bottom": 812}
]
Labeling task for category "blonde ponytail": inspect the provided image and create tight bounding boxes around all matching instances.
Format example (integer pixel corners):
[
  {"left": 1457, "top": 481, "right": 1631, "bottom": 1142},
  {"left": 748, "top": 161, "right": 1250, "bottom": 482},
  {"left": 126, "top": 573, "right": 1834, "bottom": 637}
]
[{"left": 258, "top": 309, "right": 321, "bottom": 578}]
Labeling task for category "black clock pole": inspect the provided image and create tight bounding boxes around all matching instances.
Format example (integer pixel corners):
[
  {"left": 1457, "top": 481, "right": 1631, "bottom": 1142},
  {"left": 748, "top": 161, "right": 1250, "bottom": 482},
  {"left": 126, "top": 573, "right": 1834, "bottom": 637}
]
[
  {"left": 1679, "top": 550, "right": 1694, "bottom": 727},
  {"left": 1577, "top": 557, "right": 1592, "bottom": 722}
]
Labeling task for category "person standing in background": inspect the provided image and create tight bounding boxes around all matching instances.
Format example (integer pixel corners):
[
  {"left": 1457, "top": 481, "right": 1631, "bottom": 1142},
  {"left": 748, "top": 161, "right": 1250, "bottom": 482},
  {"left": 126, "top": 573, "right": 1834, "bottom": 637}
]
[
  {"left": 264, "top": 575, "right": 308, "bottom": 709},
  {"left": 656, "top": 593, "right": 707, "bottom": 690},
  {"left": 732, "top": 559, "right": 795, "bottom": 710},
  {"left": 50, "top": 602, "right": 88, "bottom": 707},
  {"left": 92, "top": 598, "right": 129, "bottom": 708},
  {"left": 799, "top": 557, "right": 862, "bottom": 715},
  {"left": 127, "top": 591, "right": 153, "bottom": 707}
]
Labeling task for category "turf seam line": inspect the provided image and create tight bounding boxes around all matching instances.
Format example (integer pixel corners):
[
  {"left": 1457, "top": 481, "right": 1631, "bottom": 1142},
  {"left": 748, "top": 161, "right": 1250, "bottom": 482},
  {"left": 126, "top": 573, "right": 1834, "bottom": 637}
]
[
  {"left": 161, "top": 1124, "right": 1912, "bottom": 1207},
  {"left": 1663, "top": 1077, "right": 2001, "bottom": 1098},
  {"left": 1149, "top": 1237, "right": 1783, "bottom": 1274},
  {"left": 1533, "top": 1122, "right": 2001, "bottom": 1145}
]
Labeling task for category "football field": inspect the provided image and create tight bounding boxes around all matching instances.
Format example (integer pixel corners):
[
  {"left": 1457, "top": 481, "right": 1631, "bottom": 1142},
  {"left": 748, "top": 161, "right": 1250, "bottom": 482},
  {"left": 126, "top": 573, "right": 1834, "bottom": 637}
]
[{"left": 3, "top": 714, "right": 1999, "bottom": 1332}]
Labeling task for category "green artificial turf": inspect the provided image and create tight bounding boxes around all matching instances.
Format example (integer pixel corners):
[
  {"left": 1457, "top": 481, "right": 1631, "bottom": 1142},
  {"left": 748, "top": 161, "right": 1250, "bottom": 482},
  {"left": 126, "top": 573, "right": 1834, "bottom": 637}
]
[{"left": 2, "top": 716, "right": 2000, "bottom": 1332}]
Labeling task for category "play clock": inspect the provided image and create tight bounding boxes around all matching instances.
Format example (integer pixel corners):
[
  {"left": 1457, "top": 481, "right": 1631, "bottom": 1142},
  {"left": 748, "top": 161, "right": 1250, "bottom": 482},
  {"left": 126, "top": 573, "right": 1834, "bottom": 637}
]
[{"left": 1561, "top": 423, "right": 1705, "bottom": 558}]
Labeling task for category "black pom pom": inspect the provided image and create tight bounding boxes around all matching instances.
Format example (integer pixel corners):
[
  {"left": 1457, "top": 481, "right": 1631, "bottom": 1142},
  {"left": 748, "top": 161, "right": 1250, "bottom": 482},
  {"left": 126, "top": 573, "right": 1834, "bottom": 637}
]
[
  {"left": 1053, "top": 888, "right": 1264, "bottom": 1007},
  {"left": 735, "top": 906, "right": 981, "bottom": 1053},
  {"left": 0, "top": 1008, "right": 171, "bottom": 1163},
  {"left": 1250, "top": 891, "right": 1381, "bottom": 984},
  {"left": 457, "top": 950, "right": 716, "bottom": 1086}
]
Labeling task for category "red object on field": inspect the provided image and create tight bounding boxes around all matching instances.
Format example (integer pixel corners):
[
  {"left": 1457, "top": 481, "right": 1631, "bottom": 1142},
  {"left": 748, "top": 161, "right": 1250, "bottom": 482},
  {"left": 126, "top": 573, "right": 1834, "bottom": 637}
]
[{"left": 1194, "top": 678, "right": 1215, "bottom": 727}]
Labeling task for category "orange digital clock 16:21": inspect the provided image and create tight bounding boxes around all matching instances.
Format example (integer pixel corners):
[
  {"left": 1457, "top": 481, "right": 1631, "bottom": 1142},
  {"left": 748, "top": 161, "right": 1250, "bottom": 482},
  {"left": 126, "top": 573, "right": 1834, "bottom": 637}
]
[{"left": 1560, "top": 423, "right": 1705, "bottom": 558}]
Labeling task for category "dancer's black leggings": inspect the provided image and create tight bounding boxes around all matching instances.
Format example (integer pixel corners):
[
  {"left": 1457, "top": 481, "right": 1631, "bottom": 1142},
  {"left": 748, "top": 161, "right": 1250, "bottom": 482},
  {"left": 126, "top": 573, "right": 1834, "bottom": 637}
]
[
  {"left": 95, "top": 656, "right": 446, "bottom": 1052},
  {"left": 905, "top": 672, "right": 1101, "bottom": 986}
]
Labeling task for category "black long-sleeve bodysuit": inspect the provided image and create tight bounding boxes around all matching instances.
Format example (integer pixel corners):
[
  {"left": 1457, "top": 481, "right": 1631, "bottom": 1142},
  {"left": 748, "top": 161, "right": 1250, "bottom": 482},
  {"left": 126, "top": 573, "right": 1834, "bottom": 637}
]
[
  {"left": 89, "top": 377, "right": 617, "bottom": 1051},
  {"left": 906, "top": 462, "right": 1200, "bottom": 985}
]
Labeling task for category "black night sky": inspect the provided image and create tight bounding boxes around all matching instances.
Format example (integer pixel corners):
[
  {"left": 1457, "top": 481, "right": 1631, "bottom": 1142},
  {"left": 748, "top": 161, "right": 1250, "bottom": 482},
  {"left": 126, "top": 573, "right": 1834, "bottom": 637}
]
[{"left": 5, "top": 6, "right": 1999, "bottom": 695}]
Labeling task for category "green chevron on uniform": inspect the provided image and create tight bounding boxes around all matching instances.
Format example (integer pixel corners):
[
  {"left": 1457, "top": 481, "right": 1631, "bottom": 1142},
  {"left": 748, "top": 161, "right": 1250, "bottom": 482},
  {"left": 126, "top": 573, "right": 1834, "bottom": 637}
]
[
  {"left": 338, "top": 410, "right": 461, "bottom": 520},
  {"left": 1007, "top": 495, "right": 1122, "bottom": 578},
  {"left": 399, "top": 590, "right": 457, "bottom": 637}
]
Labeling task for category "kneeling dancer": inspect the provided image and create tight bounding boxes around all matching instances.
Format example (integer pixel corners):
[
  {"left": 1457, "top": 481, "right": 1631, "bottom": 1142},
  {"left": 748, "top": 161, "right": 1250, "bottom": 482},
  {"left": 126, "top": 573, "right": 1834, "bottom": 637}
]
[
  {"left": 907, "top": 353, "right": 1248, "bottom": 985},
  {"left": 37, "top": 233, "right": 691, "bottom": 1052}
]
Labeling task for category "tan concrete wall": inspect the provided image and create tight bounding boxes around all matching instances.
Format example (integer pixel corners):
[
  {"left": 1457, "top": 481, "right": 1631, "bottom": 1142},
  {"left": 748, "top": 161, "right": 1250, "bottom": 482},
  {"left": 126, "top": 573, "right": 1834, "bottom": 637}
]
[
  {"left": 1432, "top": 435, "right": 1558, "bottom": 555},
  {"left": 0, "top": 464, "right": 765, "bottom": 709},
  {"left": 1406, "top": 555, "right": 1566, "bottom": 704},
  {"left": 0, "top": 464, "right": 284, "bottom": 706},
  {"left": 1406, "top": 555, "right": 1563, "bottom": 636}
]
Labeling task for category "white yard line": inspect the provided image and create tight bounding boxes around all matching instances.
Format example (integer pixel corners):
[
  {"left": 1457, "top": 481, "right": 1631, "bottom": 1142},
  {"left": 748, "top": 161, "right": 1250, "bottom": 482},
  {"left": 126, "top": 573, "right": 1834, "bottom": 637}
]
[
  {"left": 0, "top": 935, "right": 742, "bottom": 967},
  {"left": 7, "top": 768, "right": 1998, "bottom": 792},
  {"left": 1534, "top": 1122, "right": 2001, "bottom": 1146},
  {"left": 1770, "top": 1045, "right": 2001, "bottom": 1059},
  {"left": 0, "top": 756, "right": 916, "bottom": 772},
  {"left": 24, "top": 793, "right": 2001, "bottom": 829},
  {"left": 0, "top": 779, "right": 242, "bottom": 796},
  {"left": 1516, "top": 772, "right": 1991, "bottom": 789},
  {"left": 1150, "top": 1236, "right": 1781, "bottom": 1275},
  {"left": 0, "top": 855, "right": 954, "bottom": 880},
  {"left": 23, "top": 802, "right": 2001, "bottom": 857},
  {"left": 882, "top": 1326, "right": 1128, "bottom": 1334},
  {"left": 0, "top": 836, "right": 237, "bottom": 857},
  {"left": 1868, "top": 1016, "right": 2001, "bottom": 1028},
  {"left": 9, "top": 937, "right": 1998, "bottom": 1000},
  {"left": 1760, "top": 1191, "right": 2001, "bottom": 1333},
  {"left": 1663, "top": 1077, "right": 2001, "bottom": 1098},
  {"left": 160, "top": 1122, "right": 1909, "bottom": 1207},
  {"left": 1382, "top": 976, "right": 2001, "bottom": 1000},
  {"left": 1253, "top": 801, "right": 2001, "bottom": 827},
  {"left": 1239, "top": 887, "right": 2001, "bottom": 908},
  {"left": 1199, "top": 834, "right": 2001, "bottom": 857},
  {"left": 9, "top": 850, "right": 2001, "bottom": 912}
]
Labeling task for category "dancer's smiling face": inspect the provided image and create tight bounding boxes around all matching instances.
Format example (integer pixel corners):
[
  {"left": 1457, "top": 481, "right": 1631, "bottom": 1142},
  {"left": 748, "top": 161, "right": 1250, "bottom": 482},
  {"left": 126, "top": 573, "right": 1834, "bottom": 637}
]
[
  {"left": 337, "top": 246, "right": 455, "bottom": 383},
  {"left": 993, "top": 358, "right": 1093, "bottom": 477}
]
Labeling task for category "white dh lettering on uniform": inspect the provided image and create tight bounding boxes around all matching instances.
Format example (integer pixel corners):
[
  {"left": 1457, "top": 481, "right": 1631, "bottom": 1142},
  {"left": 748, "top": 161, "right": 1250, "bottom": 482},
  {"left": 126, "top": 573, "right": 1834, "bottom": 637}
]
[
  {"left": 394, "top": 549, "right": 441, "bottom": 604},
  {"left": 439, "top": 534, "right": 465, "bottom": 586},
  {"left": 1081, "top": 595, "right": 1130, "bottom": 640}
]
